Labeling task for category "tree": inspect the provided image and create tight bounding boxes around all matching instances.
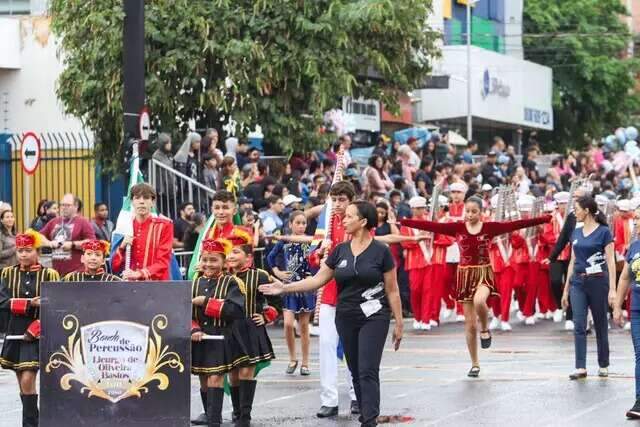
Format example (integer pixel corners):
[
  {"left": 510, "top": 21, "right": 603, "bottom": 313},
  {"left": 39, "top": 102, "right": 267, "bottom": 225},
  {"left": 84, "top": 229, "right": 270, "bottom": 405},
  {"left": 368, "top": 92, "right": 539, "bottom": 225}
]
[
  {"left": 523, "top": 0, "right": 640, "bottom": 151},
  {"left": 49, "top": 0, "right": 440, "bottom": 173}
]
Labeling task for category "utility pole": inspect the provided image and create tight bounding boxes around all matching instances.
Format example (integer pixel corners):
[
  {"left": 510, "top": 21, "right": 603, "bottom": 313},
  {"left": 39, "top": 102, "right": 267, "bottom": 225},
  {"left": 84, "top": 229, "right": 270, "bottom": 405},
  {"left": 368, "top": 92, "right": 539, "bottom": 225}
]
[
  {"left": 122, "top": 0, "right": 145, "bottom": 140},
  {"left": 466, "top": 0, "right": 473, "bottom": 142}
]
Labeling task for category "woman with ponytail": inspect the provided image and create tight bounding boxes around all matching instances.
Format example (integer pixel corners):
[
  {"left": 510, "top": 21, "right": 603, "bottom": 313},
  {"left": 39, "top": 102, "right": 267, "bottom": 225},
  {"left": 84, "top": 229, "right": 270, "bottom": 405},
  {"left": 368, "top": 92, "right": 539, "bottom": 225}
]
[
  {"left": 561, "top": 195, "right": 617, "bottom": 380},
  {"left": 399, "top": 195, "right": 551, "bottom": 377}
]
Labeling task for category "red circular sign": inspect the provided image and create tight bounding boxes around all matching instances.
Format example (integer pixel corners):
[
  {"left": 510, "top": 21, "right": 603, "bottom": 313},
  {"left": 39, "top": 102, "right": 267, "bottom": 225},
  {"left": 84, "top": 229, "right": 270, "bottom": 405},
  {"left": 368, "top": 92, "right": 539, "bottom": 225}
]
[{"left": 20, "top": 132, "right": 42, "bottom": 175}]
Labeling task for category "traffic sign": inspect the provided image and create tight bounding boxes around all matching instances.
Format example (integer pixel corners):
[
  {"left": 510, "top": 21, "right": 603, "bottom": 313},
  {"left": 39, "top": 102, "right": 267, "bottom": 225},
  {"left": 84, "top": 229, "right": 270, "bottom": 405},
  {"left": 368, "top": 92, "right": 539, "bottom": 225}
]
[
  {"left": 139, "top": 106, "right": 150, "bottom": 141},
  {"left": 20, "top": 132, "right": 41, "bottom": 175}
]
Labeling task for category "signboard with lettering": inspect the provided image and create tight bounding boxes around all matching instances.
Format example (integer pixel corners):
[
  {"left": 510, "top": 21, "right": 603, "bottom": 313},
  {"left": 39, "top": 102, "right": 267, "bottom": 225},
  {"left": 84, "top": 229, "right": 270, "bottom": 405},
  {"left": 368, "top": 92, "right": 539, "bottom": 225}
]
[{"left": 40, "top": 281, "right": 191, "bottom": 427}]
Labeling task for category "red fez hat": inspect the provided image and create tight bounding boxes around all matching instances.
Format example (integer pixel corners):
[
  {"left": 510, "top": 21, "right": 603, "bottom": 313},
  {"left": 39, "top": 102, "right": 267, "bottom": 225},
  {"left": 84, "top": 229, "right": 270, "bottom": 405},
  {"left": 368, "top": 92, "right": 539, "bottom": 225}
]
[
  {"left": 16, "top": 230, "right": 42, "bottom": 249},
  {"left": 81, "top": 240, "right": 110, "bottom": 255},
  {"left": 201, "top": 238, "right": 231, "bottom": 256}
]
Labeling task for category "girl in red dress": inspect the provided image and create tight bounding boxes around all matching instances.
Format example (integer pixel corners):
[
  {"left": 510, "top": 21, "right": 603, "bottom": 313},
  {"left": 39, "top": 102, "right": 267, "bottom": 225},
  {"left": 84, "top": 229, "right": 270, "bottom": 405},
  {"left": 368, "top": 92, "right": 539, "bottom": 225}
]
[{"left": 401, "top": 196, "right": 550, "bottom": 376}]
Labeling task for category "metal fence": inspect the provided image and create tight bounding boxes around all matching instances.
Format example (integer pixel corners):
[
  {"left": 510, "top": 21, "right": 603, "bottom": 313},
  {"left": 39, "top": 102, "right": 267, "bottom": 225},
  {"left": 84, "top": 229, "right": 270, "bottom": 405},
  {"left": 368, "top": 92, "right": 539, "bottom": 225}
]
[
  {"left": 148, "top": 158, "right": 215, "bottom": 220},
  {"left": 9, "top": 132, "right": 95, "bottom": 231}
]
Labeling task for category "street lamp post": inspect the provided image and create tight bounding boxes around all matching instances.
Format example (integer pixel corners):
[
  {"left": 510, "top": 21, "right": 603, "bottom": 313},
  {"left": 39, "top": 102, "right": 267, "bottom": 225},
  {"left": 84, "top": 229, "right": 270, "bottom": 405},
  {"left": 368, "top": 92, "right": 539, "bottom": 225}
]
[{"left": 466, "top": 0, "right": 478, "bottom": 142}]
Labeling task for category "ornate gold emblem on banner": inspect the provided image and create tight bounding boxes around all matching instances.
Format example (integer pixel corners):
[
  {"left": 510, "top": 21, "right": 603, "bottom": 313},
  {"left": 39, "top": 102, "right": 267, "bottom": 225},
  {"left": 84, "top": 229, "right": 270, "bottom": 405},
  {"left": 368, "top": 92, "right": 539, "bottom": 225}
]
[{"left": 45, "top": 314, "right": 184, "bottom": 403}]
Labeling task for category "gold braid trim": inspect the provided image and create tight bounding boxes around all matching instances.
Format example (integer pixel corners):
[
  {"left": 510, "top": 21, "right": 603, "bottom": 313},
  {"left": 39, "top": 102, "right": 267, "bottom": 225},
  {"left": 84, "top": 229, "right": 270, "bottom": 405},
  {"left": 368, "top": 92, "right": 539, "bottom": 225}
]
[{"left": 455, "top": 264, "right": 496, "bottom": 302}]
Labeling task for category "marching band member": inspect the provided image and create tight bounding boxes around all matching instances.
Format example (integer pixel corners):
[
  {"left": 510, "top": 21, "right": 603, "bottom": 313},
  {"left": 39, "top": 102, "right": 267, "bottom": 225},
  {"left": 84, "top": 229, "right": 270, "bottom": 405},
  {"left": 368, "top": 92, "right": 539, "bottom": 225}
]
[
  {"left": 401, "top": 196, "right": 550, "bottom": 377},
  {"left": 400, "top": 196, "right": 431, "bottom": 330},
  {"left": 446, "top": 182, "right": 467, "bottom": 321},
  {"left": 614, "top": 199, "right": 634, "bottom": 329},
  {"left": 488, "top": 195, "right": 515, "bottom": 331},
  {"left": 206, "top": 191, "right": 254, "bottom": 242},
  {"left": 266, "top": 211, "right": 315, "bottom": 376},
  {"left": 226, "top": 230, "right": 276, "bottom": 427},
  {"left": 536, "top": 202, "right": 558, "bottom": 319},
  {"left": 190, "top": 238, "right": 246, "bottom": 427},
  {"left": 0, "top": 231, "right": 60, "bottom": 427},
  {"left": 62, "top": 240, "right": 120, "bottom": 282},
  {"left": 427, "top": 195, "right": 455, "bottom": 327},
  {"left": 512, "top": 196, "right": 534, "bottom": 325},
  {"left": 111, "top": 183, "right": 174, "bottom": 281},
  {"left": 545, "top": 192, "right": 572, "bottom": 324}
]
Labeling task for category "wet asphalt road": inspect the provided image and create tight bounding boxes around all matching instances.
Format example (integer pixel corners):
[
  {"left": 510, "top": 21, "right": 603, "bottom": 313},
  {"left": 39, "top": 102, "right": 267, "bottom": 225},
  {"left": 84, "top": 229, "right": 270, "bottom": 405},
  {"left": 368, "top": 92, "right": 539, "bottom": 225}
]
[{"left": 0, "top": 318, "right": 638, "bottom": 426}]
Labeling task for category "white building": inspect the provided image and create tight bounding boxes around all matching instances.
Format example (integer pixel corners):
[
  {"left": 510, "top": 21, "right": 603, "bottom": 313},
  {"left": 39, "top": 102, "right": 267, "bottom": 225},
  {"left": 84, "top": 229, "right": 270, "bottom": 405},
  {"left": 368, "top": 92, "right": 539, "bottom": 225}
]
[{"left": 413, "top": 0, "right": 554, "bottom": 145}]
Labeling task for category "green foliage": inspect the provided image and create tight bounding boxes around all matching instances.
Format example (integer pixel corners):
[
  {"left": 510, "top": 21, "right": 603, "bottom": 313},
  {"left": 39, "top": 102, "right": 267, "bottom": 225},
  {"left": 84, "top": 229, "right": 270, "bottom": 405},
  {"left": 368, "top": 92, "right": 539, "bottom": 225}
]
[
  {"left": 49, "top": 0, "right": 440, "bottom": 173},
  {"left": 524, "top": 0, "right": 640, "bottom": 151}
]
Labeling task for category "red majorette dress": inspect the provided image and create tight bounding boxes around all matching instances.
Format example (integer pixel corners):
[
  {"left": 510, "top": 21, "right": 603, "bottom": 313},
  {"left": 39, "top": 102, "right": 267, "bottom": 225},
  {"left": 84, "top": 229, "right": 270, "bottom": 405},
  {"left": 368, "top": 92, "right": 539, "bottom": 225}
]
[{"left": 400, "top": 216, "right": 551, "bottom": 302}]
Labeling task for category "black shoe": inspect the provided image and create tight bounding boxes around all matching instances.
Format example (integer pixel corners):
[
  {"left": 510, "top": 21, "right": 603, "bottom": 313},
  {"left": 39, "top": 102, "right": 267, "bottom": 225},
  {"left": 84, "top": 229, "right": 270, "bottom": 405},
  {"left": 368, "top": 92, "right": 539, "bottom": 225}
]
[
  {"left": 627, "top": 399, "right": 640, "bottom": 419},
  {"left": 238, "top": 379, "right": 257, "bottom": 426},
  {"left": 286, "top": 360, "right": 298, "bottom": 374},
  {"left": 191, "top": 390, "right": 208, "bottom": 425},
  {"left": 350, "top": 400, "right": 360, "bottom": 415},
  {"left": 230, "top": 386, "right": 240, "bottom": 422},
  {"left": 316, "top": 406, "right": 338, "bottom": 418},
  {"left": 569, "top": 370, "right": 587, "bottom": 380},
  {"left": 468, "top": 366, "right": 480, "bottom": 378},
  {"left": 480, "top": 330, "right": 492, "bottom": 349},
  {"left": 206, "top": 387, "right": 224, "bottom": 427}
]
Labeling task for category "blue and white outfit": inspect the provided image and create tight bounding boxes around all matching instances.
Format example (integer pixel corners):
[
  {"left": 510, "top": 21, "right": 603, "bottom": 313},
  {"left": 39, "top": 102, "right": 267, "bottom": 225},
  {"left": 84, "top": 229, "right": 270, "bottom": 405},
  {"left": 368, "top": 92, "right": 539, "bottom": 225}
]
[
  {"left": 626, "top": 241, "right": 640, "bottom": 398},
  {"left": 569, "top": 224, "right": 613, "bottom": 370},
  {"left": 266, "top": 241, "right": 316, "bottom": 313}
]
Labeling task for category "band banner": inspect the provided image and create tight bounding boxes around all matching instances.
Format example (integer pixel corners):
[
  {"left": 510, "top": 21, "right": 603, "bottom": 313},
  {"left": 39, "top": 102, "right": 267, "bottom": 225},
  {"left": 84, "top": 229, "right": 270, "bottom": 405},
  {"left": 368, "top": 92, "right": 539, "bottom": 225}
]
[{"left": 40, "top": 281, "right": 191, "bottom": 427}]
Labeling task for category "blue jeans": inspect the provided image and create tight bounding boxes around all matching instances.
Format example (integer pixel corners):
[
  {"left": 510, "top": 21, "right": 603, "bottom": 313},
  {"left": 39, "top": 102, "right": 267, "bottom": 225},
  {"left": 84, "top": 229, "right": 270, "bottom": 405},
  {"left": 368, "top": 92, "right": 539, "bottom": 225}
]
[
  {"left": 569, "top": 275, "right": 610, "bottom": 369},
  {"left": 631, "top": 309, "right": 640, "bottom": 398}
]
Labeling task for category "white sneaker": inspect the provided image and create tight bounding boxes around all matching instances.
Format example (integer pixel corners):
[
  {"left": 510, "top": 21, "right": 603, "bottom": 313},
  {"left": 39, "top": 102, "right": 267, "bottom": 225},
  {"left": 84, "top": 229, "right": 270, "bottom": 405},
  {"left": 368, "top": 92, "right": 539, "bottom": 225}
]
[
  {"left": 553, "top": 309, "right": 563, "bottom": 323},
  {"left": 489, "top": 317, "right": 501, "bottom": 330},
  {"left": 525, "top": 316, "right": 536, "bottom": 326},
  {"left": 516, "top": 311, "right": 525, "bottom": 321},
  {"left": 625, "top": 322, "right": 632, "bottom": 331},
  {"left": 534, "top": 312, "right": 545, "bottom": 320},
  {"left": 419, "top": 322, "right": 431, "bottom": 331},
  {"left": 456, "top": 314, "right": 465, "bottom": 322},
  {"left": 442, "top": 308, "right": 454, "bottom": 320},
  {"left": 309, "top": 325, "right": 320, "bottom": 337},
  {"left": 413, "top": 320, "right": 421, "bottom": 330},
  {"left": 511, "top": 300, "right": 520, "bottom": 313},
  {"left": 501, "top": 321, "right": 512, "bottom": 331},
  {"left": 545, "top": 311, "right": 554, "bottom": 320},
  {"left": 429, "top": 320, "right": 438, "bottom": 327},
  {"left": 565, "top": 320, "right": 574, "bottom": 331}
]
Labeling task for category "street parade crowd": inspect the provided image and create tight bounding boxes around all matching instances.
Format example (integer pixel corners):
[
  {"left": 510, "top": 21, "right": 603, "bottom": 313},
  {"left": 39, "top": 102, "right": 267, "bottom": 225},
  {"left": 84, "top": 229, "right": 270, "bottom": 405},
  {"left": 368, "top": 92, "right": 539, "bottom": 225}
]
[{"left": 3, "top": 129, "right": 640, "bottom": 426}]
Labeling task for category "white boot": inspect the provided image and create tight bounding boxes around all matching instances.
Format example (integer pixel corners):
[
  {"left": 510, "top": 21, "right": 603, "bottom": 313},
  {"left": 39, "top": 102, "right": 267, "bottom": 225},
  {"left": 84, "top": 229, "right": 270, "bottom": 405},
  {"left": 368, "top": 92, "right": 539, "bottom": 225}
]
[
  {"left": 456, "top": 314, "right": 465, "bottom": 322},
  {"left": 544, "top": 311, "right": 554, "bottom": 320},
  {"left": 552, "top": 309, "right": 563, "bottom": 323},
  {"left": 413, "top": 320, "right": 421, "bottom": 330},
  {"left": 429, "top": 320, "right": 438, "bottom": 327},
  {"left": 565, "top": 320, "right": 574, "bottom": 331},
  {"left": 525, "top": 316, "right": 536, "bottom": 326},
  {"left": 419, "top": 322, "right": 431, "bottom": 331},
  {"left": 516, "top": 311, "right": 525, "bottom": 321},
  {"left": 489, "top": 317, "right": 501, "bottom": 330},
  {"left": 534, "top": 312, "right": 545, "bottom": 320},
  {"left": 500, "top": 321, "right": 512, "bottom": 331}
]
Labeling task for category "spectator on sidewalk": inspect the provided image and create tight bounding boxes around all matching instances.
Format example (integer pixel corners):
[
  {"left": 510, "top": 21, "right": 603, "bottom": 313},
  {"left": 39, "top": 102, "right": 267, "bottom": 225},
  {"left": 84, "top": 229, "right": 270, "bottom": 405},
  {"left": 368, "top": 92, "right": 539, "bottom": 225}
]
[
  {"left": 0, "top": 209, "right": 16, "bottom": 269},
  {"left": 173, "top": 202, "right": 195, "bottom": 249},
  {"left": 259, "top": 196, "right": 285, "bottom": 236},
  {"left": 40, "top": 194, "right": 96, "bottom": 275},
  {"left": 91, "top": 202, "right": 114, "bottom": 242},
  {"left": 31, "top": 200, "right": 58, "bottom": 231}
]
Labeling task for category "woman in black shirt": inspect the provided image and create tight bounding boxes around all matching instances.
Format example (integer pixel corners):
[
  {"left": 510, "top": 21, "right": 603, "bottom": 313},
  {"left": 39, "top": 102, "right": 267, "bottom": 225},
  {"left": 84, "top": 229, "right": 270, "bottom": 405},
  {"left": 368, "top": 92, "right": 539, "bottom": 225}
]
[{"left": 260, "top": 201, "right": 403, "bottom": 427}]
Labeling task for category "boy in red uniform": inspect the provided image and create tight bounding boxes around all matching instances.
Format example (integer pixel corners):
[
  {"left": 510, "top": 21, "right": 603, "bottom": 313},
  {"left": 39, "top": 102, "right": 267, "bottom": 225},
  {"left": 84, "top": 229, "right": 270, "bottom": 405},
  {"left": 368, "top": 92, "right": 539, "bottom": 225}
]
[
  {"left": 427, "top": 195, "right": 455, "bottom": 327},
  {"left": 112, "top": 183, "right": 174, "bottom": 280},
  {"left": 400, "top": 196, "right": 431, "bottom": 330},
  {"left": 446, "top": 182, "right": 467, "bottom": 321}
]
